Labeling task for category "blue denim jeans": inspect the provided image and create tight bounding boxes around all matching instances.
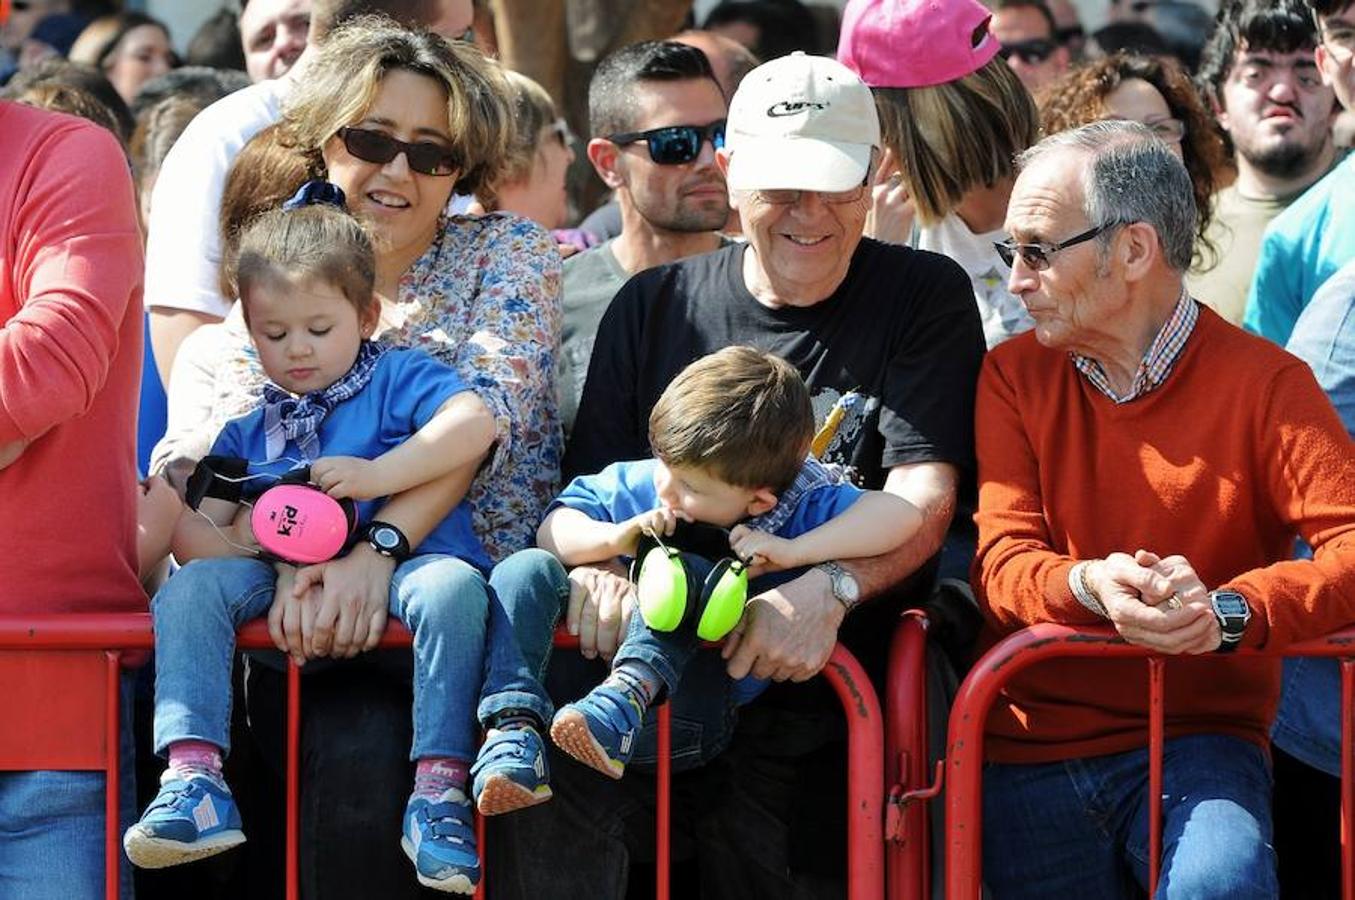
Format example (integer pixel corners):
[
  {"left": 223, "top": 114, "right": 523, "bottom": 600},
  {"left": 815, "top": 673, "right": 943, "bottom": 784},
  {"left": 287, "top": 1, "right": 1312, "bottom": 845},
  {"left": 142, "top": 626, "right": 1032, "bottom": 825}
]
[
  {"left": 0, "top": 673, "right": 137, "bottom": 899},
  {"left": 983, "top": 734, "right": 1277, "bottom": 899},
  {"left": 151, "top": 554, "right": 551, "bottom": 762}
]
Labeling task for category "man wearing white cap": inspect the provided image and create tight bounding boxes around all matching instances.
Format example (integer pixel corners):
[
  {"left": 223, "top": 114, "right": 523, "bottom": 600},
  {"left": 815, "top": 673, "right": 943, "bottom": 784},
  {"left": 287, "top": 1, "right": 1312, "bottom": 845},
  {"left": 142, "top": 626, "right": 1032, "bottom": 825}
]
[{"left": 492, "top": 53, "right": 983, "bottom": 899}]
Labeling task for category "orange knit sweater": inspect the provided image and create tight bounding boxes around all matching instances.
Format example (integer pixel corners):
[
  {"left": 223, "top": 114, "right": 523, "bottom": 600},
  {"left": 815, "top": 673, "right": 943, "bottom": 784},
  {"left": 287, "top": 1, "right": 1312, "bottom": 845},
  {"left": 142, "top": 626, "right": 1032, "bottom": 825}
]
[{"left": 973, "top": 306, "right": 1355, "bottom": 763}]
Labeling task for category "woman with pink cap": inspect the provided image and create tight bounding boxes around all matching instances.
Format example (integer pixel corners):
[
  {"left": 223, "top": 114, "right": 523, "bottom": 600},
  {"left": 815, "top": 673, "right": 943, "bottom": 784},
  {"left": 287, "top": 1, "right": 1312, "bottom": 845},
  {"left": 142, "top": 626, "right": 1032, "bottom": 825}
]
[{"left": 838, "top": 0, "right": 1041, "bottom": 349}]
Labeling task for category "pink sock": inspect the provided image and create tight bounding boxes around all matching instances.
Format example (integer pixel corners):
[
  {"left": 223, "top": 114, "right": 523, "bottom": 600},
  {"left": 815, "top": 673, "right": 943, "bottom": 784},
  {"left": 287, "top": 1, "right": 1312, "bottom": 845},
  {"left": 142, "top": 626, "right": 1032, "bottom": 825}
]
[
  {"left": 167, "top": 740, "right": 223, "bottom": 779},
  {"left": 414, "top": 757, "right": 470, "bottom": 800}
]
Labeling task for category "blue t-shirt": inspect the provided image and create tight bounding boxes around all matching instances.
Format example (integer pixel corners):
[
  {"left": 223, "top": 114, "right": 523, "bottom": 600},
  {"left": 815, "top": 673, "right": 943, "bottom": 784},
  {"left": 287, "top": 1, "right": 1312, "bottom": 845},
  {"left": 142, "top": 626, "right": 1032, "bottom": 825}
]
[
  {"left": 211, "top": 348, "right": 490, "bottom": 571},
  {"left": 1243, "top": 153, "right": 1355, "bottom": 346},
  {"left": 551, "top": 457, "right": 864, "bottom": 568}
]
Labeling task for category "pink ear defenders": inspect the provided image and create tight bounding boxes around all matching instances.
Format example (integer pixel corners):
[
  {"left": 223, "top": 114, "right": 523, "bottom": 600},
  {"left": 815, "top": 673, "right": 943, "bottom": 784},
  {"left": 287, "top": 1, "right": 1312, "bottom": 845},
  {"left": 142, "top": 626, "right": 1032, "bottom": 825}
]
[{"left": 187, "top": 456, "right": 359, "bottom": 564}]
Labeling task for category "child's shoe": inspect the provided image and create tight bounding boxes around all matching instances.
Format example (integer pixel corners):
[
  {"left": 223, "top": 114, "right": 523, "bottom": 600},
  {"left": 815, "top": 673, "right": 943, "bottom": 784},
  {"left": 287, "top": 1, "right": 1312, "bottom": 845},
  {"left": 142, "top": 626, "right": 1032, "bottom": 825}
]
[
  {"left": 401, "top": 787, "right": 479, "bottom": 894},
  {"left": 123, "top": 770, "right": 245, "bottom": 869},
  {"left": 549, "top": 684, "right": 644, "bottom": 780},
  {"left": 471, "top": 726, "right": 552, "bottom": 815}
]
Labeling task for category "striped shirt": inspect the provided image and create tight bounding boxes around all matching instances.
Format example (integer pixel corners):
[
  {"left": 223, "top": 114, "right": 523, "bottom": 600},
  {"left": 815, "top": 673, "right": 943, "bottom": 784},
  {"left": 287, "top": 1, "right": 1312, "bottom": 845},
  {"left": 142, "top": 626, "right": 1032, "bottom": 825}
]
[{"left": 1071, "top": 290, "right": 1198, "bottom": 403}]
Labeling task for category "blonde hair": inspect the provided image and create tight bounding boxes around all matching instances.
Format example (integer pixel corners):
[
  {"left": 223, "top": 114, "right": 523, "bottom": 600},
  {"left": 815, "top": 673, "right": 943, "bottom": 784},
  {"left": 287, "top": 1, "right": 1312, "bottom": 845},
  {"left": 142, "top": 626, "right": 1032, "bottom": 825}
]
[
  {"left": 280, "top": 14, "right": 513, "bottom": 197},
  {"left": 649, "top": 347, "right": 813, "bottom": 494},
  {"left": 232, "top": 205, "right": 377, "bottom": 323},
  {"left": 478, "top": 70, "right": 558, "bottom": 210},
  {"left": 873, "top": 57, "right": 1039, "bottom": 224}
]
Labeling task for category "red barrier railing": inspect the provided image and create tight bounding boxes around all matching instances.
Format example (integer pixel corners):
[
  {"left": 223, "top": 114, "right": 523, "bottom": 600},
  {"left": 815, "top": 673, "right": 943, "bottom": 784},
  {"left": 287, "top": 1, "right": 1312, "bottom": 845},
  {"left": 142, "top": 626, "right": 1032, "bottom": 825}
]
[
  {"left": 943, "top": 623, "right": 1355, "bottom": 899},
  {"left": 0, "top": 612, "right": 889, "bottom": 900},
  {"left": 885, "top": 609, "right": 941, "bottom": 899}
]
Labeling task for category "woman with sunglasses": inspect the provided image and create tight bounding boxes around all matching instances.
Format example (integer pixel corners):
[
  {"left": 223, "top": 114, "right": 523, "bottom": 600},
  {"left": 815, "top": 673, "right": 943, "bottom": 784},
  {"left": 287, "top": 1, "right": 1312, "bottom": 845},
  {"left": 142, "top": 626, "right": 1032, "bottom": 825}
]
[
  {"left": 1039, "top": 52, "right": 1228, "bottom": 270},
  {"left": 155, "top": 18, "right": 562, "bottom": 896},
  {"left": 468, "top": 70, "right": 583, "bottom": 248},
  {"left": 838, "top": 0, "right": 1042, "bottom": 350}
]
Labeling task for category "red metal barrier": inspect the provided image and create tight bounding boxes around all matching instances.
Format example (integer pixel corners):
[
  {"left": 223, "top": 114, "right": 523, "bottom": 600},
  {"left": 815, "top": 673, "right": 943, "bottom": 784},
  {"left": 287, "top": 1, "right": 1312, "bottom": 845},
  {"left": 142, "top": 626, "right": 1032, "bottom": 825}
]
[
  {"left": 943, "top": 623, "right": 1355, "bottom": 899},
  {"left": 885, "top": 609, "right": 941, "bottom": 900},
  {"left": 0, "top": 613, "right": 888, "bottom": 900}
]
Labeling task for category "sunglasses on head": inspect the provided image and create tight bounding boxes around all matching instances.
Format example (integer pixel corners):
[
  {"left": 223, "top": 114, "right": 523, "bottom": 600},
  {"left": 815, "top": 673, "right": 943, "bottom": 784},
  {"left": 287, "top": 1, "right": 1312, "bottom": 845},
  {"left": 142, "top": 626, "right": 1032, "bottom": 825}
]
[
  {"left": 993, "top": 221, "right": 1124, "bottom": 271},
  {"left": 336, "top": 126, "right": 460, "bottom": 177},
  {"left": 998, "top": 38, "right": 1057, "bottom": 64},
  {"left": 608, "top": 120, "right": 726, "bottom": 166}
]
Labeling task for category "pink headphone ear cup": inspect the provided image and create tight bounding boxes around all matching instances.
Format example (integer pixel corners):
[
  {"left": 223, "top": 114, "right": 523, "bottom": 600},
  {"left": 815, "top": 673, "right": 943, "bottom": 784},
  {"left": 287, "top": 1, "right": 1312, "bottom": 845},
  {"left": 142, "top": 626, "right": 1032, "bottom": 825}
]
[{"left": 251, "top": 484, "right": 352, "bottom": 564}]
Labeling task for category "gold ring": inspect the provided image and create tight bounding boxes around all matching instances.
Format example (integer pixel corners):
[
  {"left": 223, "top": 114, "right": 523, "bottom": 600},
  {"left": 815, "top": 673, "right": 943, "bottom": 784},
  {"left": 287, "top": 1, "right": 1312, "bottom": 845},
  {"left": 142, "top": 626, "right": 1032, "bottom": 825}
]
[{"left": 1164, "top": 593, "right": 1182, "bottom": 610}]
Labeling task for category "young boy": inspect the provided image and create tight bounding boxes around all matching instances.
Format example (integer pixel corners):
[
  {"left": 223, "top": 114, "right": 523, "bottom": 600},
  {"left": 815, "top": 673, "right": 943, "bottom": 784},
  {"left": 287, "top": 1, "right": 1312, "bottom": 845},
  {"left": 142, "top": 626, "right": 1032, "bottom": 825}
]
[
  {"left": 537, "top": 346, "right": 922, "bottom": 778},
  {"left": 122, "top": 198, "right": 551, "bottom": 895}
]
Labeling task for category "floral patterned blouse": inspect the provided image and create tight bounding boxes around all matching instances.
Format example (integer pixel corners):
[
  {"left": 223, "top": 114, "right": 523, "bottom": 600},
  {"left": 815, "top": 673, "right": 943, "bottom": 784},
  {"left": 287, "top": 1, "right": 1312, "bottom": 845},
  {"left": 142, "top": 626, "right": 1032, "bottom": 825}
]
[{"left": 154, "top": 212, "right": 563, "bottom": 563}]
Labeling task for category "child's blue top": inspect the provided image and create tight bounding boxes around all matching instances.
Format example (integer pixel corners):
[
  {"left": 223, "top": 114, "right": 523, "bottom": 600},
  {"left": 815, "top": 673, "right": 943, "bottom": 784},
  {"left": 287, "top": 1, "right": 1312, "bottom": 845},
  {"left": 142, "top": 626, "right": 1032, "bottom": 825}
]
[
  {"left": 551, "top": 457, "right": 864, "bottom": 546},
  {"left": 210, "top": 347, "right": 491, "bottom": 571}
]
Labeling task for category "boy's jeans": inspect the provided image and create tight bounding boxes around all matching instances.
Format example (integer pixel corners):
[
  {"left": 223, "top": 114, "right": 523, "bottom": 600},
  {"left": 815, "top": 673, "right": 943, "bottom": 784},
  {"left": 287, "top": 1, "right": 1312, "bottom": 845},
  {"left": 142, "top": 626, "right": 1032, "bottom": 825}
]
[{"left": 151, "top": 554, "right": 552, "bottom": 762}]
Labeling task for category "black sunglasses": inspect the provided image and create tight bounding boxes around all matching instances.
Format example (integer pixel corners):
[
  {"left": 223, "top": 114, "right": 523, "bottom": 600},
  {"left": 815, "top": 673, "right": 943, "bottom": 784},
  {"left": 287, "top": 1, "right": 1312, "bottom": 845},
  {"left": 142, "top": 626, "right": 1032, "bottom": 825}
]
[
  {"left": 336, "top": 126, "right": 460, "bottom": 177},
  {"left": 993, "top": 222, "right": 1123, "bottom": 271},
  {"left": 607, "top": 120, "right": 726, "bottom": 166},
  {"left": 998, "top": 38, "right": 1057, "bottom": 64}
]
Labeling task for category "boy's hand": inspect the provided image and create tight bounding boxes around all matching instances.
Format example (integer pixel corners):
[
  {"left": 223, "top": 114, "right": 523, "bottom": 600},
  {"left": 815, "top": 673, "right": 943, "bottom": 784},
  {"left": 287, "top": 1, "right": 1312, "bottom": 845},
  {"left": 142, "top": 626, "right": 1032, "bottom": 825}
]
[
  {"left": 616, "top": 506, "right": 690, "bottom": 556},
  {"left": 312, "top": 455, "right": 386, "bottom": 500},
  {"left": 729, "top": 524, "right": 800, "bottom": 573}
]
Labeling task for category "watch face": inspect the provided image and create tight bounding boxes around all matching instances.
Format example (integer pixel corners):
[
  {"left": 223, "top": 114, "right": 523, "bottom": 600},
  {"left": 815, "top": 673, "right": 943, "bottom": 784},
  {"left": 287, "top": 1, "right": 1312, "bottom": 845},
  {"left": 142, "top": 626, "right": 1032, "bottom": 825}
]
[
  {"left": 371, "top": 525, "right": 400, "bottom": 551},
  {"left": 1214, "top": 593, "right": 1248, "bottom": 617}
]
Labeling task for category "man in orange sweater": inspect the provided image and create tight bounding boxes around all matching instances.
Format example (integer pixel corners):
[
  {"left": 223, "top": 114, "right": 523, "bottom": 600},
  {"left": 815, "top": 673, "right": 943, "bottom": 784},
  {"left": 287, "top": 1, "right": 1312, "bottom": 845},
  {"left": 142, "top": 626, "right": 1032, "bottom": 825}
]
[
  {"left": 0, "top": 97, "right": 144, "bottom": 897},
  {"left": 974, "top": 120, "right": 1355, "bottom": 898}
]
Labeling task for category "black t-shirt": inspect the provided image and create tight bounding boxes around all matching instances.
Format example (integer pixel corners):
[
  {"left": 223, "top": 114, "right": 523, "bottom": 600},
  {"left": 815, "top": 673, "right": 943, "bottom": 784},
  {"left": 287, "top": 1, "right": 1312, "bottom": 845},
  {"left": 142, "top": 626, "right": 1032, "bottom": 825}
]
[
  {"left": 566, "top": 238, "right": 983, "bottom": 487},
  {"left": 565, "top": 238, "right": 985, "bottom": 679}
]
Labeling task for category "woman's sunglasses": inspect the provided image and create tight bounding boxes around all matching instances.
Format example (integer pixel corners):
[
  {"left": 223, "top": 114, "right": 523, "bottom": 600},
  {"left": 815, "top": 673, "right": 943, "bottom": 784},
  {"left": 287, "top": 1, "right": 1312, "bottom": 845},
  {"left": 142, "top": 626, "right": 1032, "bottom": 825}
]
[
  {"left": 998, "top": 38, "right": 1057, "bottom": 65},
  {"left": 607, "top": 120, "right": 726, "bottom": 166},
  {"left": 336, "top": 126, "right": 460, "bottom": 177}
]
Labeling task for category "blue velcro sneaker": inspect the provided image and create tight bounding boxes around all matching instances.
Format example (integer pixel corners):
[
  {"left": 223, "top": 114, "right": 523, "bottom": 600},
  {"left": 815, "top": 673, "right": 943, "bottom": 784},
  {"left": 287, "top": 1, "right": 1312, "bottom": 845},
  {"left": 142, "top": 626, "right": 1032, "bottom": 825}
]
[
  {"left": 123, "top": 771, "right": 246, "bottom": 868},
  {"left": 471, "top": 726, "right": 553, "bottom": 816},
  {"left": 401, "top": 787, "right": 479, "bottom": 894},
  {"left": 549, "top": 684, "right": 644, "bottom": 780}
]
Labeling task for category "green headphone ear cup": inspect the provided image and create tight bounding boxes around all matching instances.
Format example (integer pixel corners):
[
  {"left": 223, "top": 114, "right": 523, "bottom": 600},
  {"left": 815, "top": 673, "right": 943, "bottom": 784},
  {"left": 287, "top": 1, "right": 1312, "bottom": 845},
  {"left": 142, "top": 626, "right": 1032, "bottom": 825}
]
[
  {"left": 636, "top": 546, "right": 689, "bottom": 633},
  {"left": 696, "top": 561, "right": 748, "bottom": 641}
]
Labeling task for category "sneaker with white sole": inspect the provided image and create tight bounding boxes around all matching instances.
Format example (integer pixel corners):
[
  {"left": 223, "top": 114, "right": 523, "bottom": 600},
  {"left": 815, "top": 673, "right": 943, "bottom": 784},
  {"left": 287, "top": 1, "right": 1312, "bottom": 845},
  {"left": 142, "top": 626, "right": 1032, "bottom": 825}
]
[
  {"left": 123, "top": 770, "right": 246, "bottom": 869},
  {"left": 401, "top": 787, "right": 479, "bottom": 894},
  {"left": 471, "top": 726, "right": 553, "bottom": 816},
  {"left": 549, "top": 684, "right": 644, "bottom": 780}
]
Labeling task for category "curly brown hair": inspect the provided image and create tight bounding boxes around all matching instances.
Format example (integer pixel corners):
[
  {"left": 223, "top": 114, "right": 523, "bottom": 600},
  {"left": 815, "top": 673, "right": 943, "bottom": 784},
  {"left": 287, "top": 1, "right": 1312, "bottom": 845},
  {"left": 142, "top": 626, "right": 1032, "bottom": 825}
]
[{"left": 1039, "top": 53, "right": 1228, "bottom": 268}]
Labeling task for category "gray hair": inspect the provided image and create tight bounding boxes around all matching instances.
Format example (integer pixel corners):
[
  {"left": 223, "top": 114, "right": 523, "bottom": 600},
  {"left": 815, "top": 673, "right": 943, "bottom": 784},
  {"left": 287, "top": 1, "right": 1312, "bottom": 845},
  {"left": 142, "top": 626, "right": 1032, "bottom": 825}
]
[{"left": 1018, "top": 120, "right": 1197, "bottom": 273}]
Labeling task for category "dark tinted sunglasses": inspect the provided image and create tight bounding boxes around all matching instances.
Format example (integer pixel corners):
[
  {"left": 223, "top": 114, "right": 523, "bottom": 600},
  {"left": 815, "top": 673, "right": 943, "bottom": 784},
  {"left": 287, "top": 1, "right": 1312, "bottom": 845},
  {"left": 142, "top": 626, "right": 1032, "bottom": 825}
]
[
  {"left": 336, "top": 126, "right": 460, "bottom": 177},
  {"left": 998, "top": 38, "right": 1057, "bottom": 64},
  {"left": 608, "top": 120, "right": 726, "bottom": 165},
  {"left": 993, "top": 222, "right": 1123, "bottom": 271}
]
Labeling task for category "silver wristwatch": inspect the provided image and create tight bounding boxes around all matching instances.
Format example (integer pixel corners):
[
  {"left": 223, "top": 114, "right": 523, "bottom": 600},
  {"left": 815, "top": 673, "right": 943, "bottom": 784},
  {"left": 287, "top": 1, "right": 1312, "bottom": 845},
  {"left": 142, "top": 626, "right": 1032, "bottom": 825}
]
[{"left": 816, "top": 560, "right": 861, "bottom": 612}]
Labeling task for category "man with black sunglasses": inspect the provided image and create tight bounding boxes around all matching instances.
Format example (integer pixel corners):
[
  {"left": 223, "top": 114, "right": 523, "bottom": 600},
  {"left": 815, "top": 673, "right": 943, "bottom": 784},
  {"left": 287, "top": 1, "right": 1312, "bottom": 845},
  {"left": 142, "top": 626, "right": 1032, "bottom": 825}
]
[
  {"left": 558, "top": 40, "right": 731, "bottom": 435},
  {"left": 992, "top": 0, "right": 1069, "bottom": 94}
]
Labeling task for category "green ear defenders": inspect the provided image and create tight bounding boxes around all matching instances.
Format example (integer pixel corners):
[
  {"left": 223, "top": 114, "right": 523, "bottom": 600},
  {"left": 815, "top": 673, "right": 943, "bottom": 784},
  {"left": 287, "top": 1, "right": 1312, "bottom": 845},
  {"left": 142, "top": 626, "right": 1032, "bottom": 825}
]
[{"left": 630, "top": 523, "right": 749, "bottom": 641}]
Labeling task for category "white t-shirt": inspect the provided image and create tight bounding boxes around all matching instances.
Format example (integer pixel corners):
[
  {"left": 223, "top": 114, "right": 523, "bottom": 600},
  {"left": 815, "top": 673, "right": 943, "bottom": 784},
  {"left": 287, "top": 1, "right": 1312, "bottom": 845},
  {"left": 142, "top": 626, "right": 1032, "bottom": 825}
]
[
  {"left": 918, "top": 213, "right": 1032, "bottom": 349},
  {"left": 144, "top": 77, "right": 293, "bottom": 318}
]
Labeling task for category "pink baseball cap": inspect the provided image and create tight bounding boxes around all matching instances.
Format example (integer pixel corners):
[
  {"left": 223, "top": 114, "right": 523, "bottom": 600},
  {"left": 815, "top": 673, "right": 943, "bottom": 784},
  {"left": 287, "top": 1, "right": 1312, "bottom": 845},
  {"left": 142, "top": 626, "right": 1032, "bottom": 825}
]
[{"left": 837, "top": 0, "right": 1001, "bottom": 89}]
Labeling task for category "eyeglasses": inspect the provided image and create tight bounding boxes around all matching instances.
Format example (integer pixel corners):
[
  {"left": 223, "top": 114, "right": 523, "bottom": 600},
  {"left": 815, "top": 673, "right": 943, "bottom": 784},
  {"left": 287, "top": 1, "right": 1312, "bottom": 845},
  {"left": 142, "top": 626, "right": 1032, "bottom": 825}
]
[
  {"left": 336, "top": 126, "right": 460, "bottom": 177},
  {"left": 548, "top": 118, "right": 573, "bottom": 149},
  {"left": 752, "top": 179, "right": 870, "bottom": 206},
  {"left": 993, "top": 222, "right": 1124, "bottom": 271},
  {"left": 1055, "top": 25, "right": 1085, "bottom": 45},
  {"left": 998, "top": 38, "right": 1057, "bottom": 65},
  {"left": 608, "top": 120, "right": 726, "bottom": 166}
]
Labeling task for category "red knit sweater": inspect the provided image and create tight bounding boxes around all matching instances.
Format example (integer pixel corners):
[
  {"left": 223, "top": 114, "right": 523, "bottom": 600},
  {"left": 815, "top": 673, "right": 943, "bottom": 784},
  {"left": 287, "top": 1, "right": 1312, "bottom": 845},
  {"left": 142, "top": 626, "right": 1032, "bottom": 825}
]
[
  {"left": 0, "top": 103, "right": 144, "bottom": 614},
  {"left": 973, "top": 305, "right": 1355, "bottom": 763}
]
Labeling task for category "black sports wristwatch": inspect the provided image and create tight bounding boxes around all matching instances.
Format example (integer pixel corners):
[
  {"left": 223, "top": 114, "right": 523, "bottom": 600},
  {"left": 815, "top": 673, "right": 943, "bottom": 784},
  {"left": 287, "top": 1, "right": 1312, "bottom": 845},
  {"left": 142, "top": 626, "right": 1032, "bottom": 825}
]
[
  {"left": 1209, "top": 590, "right": 1251, "bottom": 653},
  {"left": 364, "top": 521, "right": 411, "bottom": 562}
]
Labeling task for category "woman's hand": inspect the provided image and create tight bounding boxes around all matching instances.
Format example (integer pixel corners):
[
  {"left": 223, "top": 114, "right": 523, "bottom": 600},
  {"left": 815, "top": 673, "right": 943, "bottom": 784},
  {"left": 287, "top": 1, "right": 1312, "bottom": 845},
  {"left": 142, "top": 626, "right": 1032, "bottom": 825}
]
[
  {"left": 864, "top": 148, "right": 916, "bottom": 246},
  {"left": 565, "top": 560, "right": 636, "bottom": 662},
  {"left": 312, "top": 455, "right": 387, "bottom": 500},
  {"left": 137, "top": 475, "right": 184, "bottom": 578},
  {"left": 268, "top": 562, "right": 322, "bottom": 665},
  {"left": 292, "top": 542, "right": 395, "bottom": 658}
]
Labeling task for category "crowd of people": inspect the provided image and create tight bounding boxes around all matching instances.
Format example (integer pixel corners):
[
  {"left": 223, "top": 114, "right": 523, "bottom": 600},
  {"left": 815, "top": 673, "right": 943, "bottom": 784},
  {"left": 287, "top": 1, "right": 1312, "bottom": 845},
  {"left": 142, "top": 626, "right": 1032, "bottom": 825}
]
[{"left": 4, "top": 0, "right": 1355, "bottom": 897}]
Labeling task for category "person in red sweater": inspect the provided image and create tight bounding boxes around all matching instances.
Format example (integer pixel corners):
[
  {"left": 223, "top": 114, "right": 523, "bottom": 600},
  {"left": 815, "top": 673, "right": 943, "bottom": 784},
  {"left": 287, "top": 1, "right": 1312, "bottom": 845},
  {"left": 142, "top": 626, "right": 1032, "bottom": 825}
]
[
  {"left": 0, "top": 98, "right": 144, "bottom": 897},
  {"left": 974, "top": 119, "right": 1355, "bottom": 898}
]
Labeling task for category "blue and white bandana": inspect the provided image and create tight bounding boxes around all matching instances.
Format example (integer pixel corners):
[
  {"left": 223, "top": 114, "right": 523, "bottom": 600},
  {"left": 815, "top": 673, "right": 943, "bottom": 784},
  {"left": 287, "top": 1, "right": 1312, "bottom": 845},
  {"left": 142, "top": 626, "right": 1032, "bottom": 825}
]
[
  {"left": 742, "top": 455, "right": 854, "bottom": 535},
  {"left": 261, "top": 340, "right": 388, "bottom": 461}
]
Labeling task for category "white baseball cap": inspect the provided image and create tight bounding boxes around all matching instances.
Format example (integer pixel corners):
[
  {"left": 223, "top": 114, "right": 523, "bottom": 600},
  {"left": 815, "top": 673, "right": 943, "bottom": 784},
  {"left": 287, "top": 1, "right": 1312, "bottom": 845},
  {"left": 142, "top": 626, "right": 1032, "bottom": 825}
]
[{"left": 725, "top": 51, "right": 881, "bottom": 193}]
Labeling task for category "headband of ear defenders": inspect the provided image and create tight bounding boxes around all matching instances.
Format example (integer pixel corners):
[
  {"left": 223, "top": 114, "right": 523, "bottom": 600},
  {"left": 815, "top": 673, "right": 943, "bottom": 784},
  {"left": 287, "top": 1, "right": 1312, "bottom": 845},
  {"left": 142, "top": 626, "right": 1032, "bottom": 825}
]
[
  {"left": 631, "top": 523, "right": 750, "bottom": 641},
  {"left": 186, "top": 455, "right": 250, "bottom": 509}
]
